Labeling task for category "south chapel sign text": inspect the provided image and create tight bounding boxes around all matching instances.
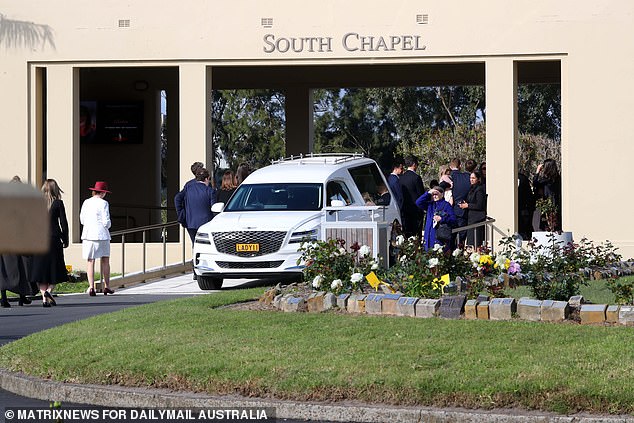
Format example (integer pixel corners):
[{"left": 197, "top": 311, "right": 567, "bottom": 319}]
[{"left": 263, "top": 33, "right": 427, "bottom": 53}]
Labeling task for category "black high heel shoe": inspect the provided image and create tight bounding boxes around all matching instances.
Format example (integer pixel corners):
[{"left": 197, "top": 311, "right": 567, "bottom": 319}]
[
  {"left": 42, "top": 302, "right": 51, "bottom": 308},
  {"left": 18, "top": 295, "right": 32, "bottom": 306},
  {"left": 44, "top": 291, "right": 57, "bottom": 306},
  {"left": 0, "top": 299, "right": 10, "bottom": 308}
]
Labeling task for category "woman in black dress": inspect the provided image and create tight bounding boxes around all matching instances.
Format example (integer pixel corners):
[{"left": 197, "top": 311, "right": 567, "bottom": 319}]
[
  {"left": 216, "top": 170, "right": 236, "bottom": 205},
  {"left": 31, "top": 179, "right": 69, "bottom": 307},
  {"left": 458, "top": 171, "right": 487, "bottom": 247}
]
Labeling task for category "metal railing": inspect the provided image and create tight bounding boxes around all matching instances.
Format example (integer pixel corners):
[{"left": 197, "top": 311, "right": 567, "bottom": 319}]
[
  {"left": 452, "top": 217, "right": 509, "bottom": 253},
  {"left": 108, "top": 221, "right": 190, "bottom": 286}
]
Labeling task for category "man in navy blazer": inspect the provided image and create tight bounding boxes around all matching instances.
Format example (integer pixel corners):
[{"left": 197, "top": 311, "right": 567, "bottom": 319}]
[
  {"left": 449, "top": 158, "right": 471, "bottom": 243},
  {"left": 387, "top": 156, "right": 404, "bottom": 211},
  {"left": 174, "top": 168, "right": 217, "bottom": 244}
]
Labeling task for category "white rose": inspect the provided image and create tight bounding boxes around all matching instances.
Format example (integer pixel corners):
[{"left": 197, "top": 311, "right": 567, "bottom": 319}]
[
  {"left": 396, "top": 235, "right": 405, "bottom": 246},
  {"left": 452, "top": 248, "right": 462, "bottom": 257},
  {"left": 400, "top": 255, "right": 408, "bottom": 263},
  {"left": 350, "top": 272, "right": 364, "bottom": 283},
  {"left": 428, "top": 257, "right": 440, "bottom": 268},
  {"left": 470, "top": 252, "right": 481, "bottom": 264},
  {"left": 371, "top": 262, "right": 379, "bottom": 270},
  {"left": 339, "top": 247, "right": 347, "bottom": 255},
  {"left": 359, "top": 245, "right": 371, "bottom": 257},
  {"left": 331, "top": 279, "right": 343, "bottom": 290},
  {"left": 312, "top": 275, "right": 323, "bottom": 288},
  {"left": 433, "top": 243, "right": 443, "bottom": 252},
  {"left": 495, "top": 255, "right": 507, "bottom": 267}
]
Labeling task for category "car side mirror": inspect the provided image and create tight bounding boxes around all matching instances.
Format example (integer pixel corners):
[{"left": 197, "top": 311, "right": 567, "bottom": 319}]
[
  {"left": 330, "top": 199, "right": 345, "bottom": 207},
  {"left": 211, "top": 202, "right": 224, "bottom": 213}
]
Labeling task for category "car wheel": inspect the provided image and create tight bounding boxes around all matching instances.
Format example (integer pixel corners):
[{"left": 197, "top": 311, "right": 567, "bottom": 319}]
[{"left": 197, "top": 276, "right": 223, "bottom": 290}]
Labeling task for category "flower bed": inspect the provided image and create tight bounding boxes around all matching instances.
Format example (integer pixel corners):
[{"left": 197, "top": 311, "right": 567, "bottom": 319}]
[{"left": 259, "top": 233, "right": 634, "bottom": 324}]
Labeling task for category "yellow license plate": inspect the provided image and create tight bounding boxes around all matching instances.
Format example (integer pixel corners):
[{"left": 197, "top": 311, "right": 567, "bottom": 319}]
[{"left": 236, "top": 243, "right": 259, "bottom": 252}]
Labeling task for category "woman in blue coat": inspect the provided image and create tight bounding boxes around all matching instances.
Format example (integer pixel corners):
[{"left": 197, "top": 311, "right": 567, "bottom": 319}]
[{"left": 416, "top": 186, "right": 457, "bottom": 251}]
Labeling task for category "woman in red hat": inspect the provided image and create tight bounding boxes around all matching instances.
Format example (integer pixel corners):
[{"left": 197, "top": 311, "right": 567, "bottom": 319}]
[{"left": 80, "top": 181, "right": 114, "bottom": 296}]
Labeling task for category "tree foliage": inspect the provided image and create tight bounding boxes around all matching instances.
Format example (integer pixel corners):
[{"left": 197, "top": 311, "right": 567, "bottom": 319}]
[
  {"left": 212, "top": 89, "right": 286, "bottom": 171},
  {"left": 211, "top": 84, "right": 559, "bottom": 180}
]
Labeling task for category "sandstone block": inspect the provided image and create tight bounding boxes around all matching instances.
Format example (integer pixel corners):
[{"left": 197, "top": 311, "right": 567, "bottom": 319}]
[
  {"left": 381, "top": 293, "right": 402, "bottom": 315},
  {"left": 517, "top": 298, "right": 542, "bottom": 321},
  {"left": 307, "top": 292, "right": 325, "bottom": 313},
  {"left": 283, "top": 296, "right": 307, "bottom": 312},
  {"left": 336, "top": 293, "right": 350, "bottom": 310},
  {"left": 323, "top": 293, "right": 337, "bottom": 311},
  {"left": 476, "top": 301, "right": 490, "bottom": 320},
  {"left": 365, "top": 293, "right": 384, "bottom": 315},
  {"left": 415, "top": 298, "right": 441, "bottom": 318},
  {"left": 464, "top": 299, "right": 478, "bottom": 320},
  {"left": 489, "top": 298, "right": 516, "bottom": 320},
  {"left": 395, "top": 297, "right": 418, "bottom": 317},
  {"left": 606, "top": 305, "right": 620, "bottom": 323},
  {"left": 580, "top": 304, "right": 607, "bottom": 324},
  {"left": 347, "top": 294, "right": 366, "bottom": 314},
  {"left": 541, "top": 300, "right": 569, "bottom": 322},
  {"left": 568, "top": 295, "right": 584, "bottom": 307},
  {"left": 618, "top": 305, "right": 634, "bottom": 326}
]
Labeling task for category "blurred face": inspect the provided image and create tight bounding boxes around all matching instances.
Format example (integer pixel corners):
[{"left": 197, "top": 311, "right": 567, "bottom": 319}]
[
  {"left": 470, "top": 173, "right": 480, "bottom": 185},
  {"left": 431, "top": 190, "right": 443, "bottom": 201}
]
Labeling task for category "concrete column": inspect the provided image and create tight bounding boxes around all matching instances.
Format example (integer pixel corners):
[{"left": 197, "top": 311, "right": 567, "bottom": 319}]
[
  {"left": 179, "top": 64, "right": 212, "bottom": 186},
  {"left": 485, "top": 58, "right": 518, "bottom": 239},
  {"left": 46, "top": 65, "right": 80, "bottom": 241},
  {"left": 285, "top": 87, "right": 314, "bottom": 156},
  {"left": 559, "top": 58, "right": 569, "bottom": 231}
]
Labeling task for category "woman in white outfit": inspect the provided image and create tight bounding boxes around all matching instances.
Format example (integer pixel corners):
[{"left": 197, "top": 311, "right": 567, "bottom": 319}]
[{"left": 80, "top": 181, "right": 113, "bottom": 296}]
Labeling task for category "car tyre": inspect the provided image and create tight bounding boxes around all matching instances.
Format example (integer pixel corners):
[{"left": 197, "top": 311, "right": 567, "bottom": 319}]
[{"left": 197, "top": 276, "right": 223, "bottom": 290}]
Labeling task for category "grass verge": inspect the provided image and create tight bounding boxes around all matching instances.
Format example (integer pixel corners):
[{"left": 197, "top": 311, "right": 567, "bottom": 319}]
[{"left": 1, "top": 287, "right": 634, "bottom": 415}]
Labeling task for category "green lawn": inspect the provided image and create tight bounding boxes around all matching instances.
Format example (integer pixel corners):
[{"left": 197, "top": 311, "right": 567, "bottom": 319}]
[{"left": 1, "top": 287, "right": 634, "bottom": 415}]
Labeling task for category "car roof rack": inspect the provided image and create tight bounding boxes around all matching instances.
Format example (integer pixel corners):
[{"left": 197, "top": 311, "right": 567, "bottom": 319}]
[{"left": 271, "top": 152, "right": 365, "bottom": 165}]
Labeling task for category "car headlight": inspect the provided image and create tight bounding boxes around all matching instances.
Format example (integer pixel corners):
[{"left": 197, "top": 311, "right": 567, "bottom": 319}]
[
  {"left": 288, "top": 228, "right": 318, "bottom": 244},
  {"left": 195, "top": 232, "right": 211, "bottom": 245}
]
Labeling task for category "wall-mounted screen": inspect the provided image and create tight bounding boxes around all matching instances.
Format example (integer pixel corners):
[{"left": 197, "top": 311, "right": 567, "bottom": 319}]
[{"left": 80, "top": 101, "right": 144, "bottom": 144}]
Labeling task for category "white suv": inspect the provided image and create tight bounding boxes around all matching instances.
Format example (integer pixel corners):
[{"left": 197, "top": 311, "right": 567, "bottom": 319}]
[{"left": 193, "top": 153, "right": 401, "bottom": 290}]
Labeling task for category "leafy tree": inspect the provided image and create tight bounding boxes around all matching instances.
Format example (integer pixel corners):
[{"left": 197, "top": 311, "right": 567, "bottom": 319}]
[
  {"left": 313, "top": 88, "right": 399, "bottom": 172},
  {"left": 212, "top": 89, "right": 286, "bottom": 171},
  {"left": 518, "top": 84, "right": 561, "bottom": 140}
]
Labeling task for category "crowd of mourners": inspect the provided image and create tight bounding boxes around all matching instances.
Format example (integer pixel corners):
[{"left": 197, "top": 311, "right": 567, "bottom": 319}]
[
  {"left": 387, "top": 155, "right": 561, "bottom": 252},
  {"left": 1, "top": 154, "right": 561, "bottom": 306}
]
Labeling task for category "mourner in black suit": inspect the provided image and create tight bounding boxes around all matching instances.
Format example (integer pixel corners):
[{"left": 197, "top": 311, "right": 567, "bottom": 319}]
[
  {"left": 458, "top": 171, "right": 487, "bottom": 247},
  {"left": 449, "top": 158, "right": 471, "bottom": 244},
  {"left": 399, "top": 155, "right": 425, "bottom": 238}
]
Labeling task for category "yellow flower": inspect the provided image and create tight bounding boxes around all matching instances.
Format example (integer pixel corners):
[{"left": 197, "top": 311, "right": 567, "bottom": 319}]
[
  {"left": 479, "top": 255, "right": 493, "bottom": 266},
  {"left": 504, "top": 258, "right": 511, "bottom": 269},
  {"left": 409, "top": 275, "right": 414, "bottom": 279}
]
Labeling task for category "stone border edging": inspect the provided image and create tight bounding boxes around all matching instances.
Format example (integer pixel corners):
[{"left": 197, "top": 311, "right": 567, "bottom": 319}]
[{"left": 1, "top": 369, "right": 632, "bottom": 423}]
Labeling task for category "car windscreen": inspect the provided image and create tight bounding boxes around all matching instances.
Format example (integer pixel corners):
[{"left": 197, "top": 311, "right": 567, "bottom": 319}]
[{"left": 223, "top": 183, "right": 323, "bottom": 212}]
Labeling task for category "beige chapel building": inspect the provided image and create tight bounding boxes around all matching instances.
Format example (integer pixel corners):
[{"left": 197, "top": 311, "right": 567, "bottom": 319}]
[{"left": 1, "top": 0, "right": 633, "bottom": 272}]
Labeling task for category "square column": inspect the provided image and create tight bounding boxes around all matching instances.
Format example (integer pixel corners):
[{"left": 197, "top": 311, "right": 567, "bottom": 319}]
[
  {"left": 179, "top": 64, "right": 212, "bottom": 185},
  {"left": 485, "top": 58, "right": 518, "bottom": 239},
  {"left": 285, "top": 87, "right": 314, "bottom": 156},
  {"left": 46, "top": 65, "right": 80, "bottom": 241}
]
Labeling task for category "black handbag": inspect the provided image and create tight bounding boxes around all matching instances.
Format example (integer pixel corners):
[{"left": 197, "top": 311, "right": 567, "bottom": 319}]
[{"left": 436, "top": 223, "right": 453, "bottom": 242}]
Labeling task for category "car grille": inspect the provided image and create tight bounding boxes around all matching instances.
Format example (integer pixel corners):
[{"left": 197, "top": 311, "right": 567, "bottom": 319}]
[
  {"left": 216, "top": 260, "right": 284, "bottom": 269},
  {"left": 212, "top": 231, "right": 286, "bottom": 257}
]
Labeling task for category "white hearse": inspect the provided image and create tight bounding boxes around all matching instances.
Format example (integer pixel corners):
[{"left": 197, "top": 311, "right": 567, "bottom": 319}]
[{"left": 193, "top": 153, "right": 401, "bottom": 290}]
